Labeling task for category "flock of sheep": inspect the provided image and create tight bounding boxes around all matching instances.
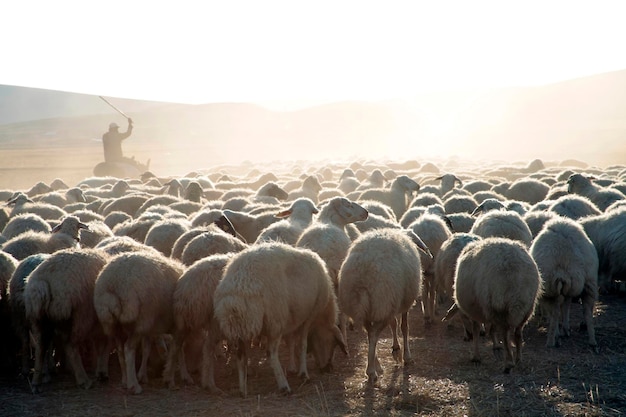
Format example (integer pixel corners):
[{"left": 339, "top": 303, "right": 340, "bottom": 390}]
[{"left": 0, "top": 157, "right": 625, "bottom": 398}]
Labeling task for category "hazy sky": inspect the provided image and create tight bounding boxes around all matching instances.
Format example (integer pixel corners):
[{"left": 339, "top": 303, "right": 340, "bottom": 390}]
[{"left": 3, "top": 1, "right": 626, "bottom": 106}]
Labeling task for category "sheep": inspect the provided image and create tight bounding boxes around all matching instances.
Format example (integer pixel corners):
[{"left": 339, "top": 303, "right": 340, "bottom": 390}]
[
  {"left": 6, "top": 193, "right": 67, "bottom": 220},
  {"left": 469, "top": 209, "right": 533, "bottom": 248},
  {"left": 580, "top": 207, "right": 626, "bottom": 293},
  {"left": 408, "top": 213, "right": 452, "bottom": 324},
  {"left": 296, "top": 197, "right": 369, "bottom": 284},
  {"left": 162, "top": 253, "right": 233, "bottom": 392},
  {"left": 0, "top": 251, "right": 18, "bottom": 370},
  {"left": 95, "top": 235, "right": 160, "bottom": 256},
  {"left": 220, "top": 209, "right": 281, "bottom": 244},
  {"left": 523, "top": 210, "right": 559, "bottom": 238},
  {"left": 24, "top": 248, "right": 110, "bottom": 392},
  {"left": 505, "top": 178, "right": 550, "bottom": 204},
  {"left": 435, "top": 173, "right": 464, "bottom": 196},
  {"left": 94, "top": 251, "right": 185, "bottom": 394},
  {"left": 355, "top": 169, "right": 386, "bottom": 191},
  {"left": 567, "top": 173, "right": 626, "bottom": 211},
  {"left": 446, "top": 212, "right": 475, "bottom": 233},
  {"left": 463, "top": 180, "right": 493, "bottom": 194},
  {"left": 8, "top": 253, "right": 49, "bottom": 376},
  {"left": 1, "top": 215, "right": 89, "bottom": 260},
  {"left": 358, "top": 175, "right": 420, "bottom": 221},
  {"left": 69, "top": 209, "right": 105, "bottom": 224},
  {"left": 103, "top": 211, "right": 133, "bottom": 230},
  {"left": 410, "top": 192, "right": 444, "bottom": 209},
  {"left": 287, "top": 175, "right": 323, "bottom": 203},
  {"left": 181, "top": 227, "right": 248, "bottom": 266},
  {"left": 79, "top": 220, "right": 115, "bottom": 248},
  {"left": 337, "top": 228, "right": 430, "bottom": 382},
  {"left": 337, "top": 169, "right": 361, "bottom": 194},
  {"left": 442, "top": 192, "right": 478, "bottom": 214},
  {"left": 35, "top": 187, "right": 86, "bottom": 208},
  {"left": 99, "top": 194, "right": 150, "bottom": 217},
  {"left": 529, "top": 217, "right": 599, "bottom": 350},
  {"left": 433, "top": 233, "right": 482, "bottom": 339},
  {"left": 255, "top": 198, "right": 319, "bottom": 245},
  {"left": 1, "top": 213, "right": 51, "bottom": 239},
  {"left": 548, "top": 194, "right": 601, "bottom": 220},
  {"left": 143, "top": 218, "right": 191, "bottom": 257},
  {"left": 113, "top": 215, "right": 163, "bottom": 243},
  {"left": 444, "top": 237, "right": 541, "bottom": 373},
  {"left": 470, "top": 198, "right": 506, "bottom": 215},
  {"left": 213, "top": 242, "right": 347, "bottom": 397}
]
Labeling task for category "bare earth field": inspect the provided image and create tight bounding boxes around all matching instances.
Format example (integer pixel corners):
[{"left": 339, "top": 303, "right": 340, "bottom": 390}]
[{"left": 0, "top": 147, "right": 625, "bottom": 416}]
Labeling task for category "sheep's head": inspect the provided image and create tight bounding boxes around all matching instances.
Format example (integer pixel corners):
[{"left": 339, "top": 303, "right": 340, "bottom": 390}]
[
  {"left": 184, "top": 181, "right": 203, "bottom": 203},
  {"left": 307, "top": 324, "right": 348, "bottom": 373},
  {"left": 52, "top": 215, "right": 90, "bottom": 242},
  {"left": 567, "top": 173, "right": 593, "bottom": 194},
  {"left": 404, "top": 229, "right": 433, "bottom": 259},
  {"left": 276, "top": 198, "right": 319, "bottom": 220},
  {"left": 258, "top": 182, "right": 288, "bottom": 201},
  {"left": 6, "top": 193, "right": 32, "bottom": 206},
  {"left": 325, "top": 197, "right": 368, "bottom": 226},
  {"left": 437, "top": 173, "right": 463, "bottom": 195},
  {"left": 394, "top": 175, "right": 421, "bottom": 196},
  {"left": 66, "top": 187, "right": 86, "bottom": 203}
]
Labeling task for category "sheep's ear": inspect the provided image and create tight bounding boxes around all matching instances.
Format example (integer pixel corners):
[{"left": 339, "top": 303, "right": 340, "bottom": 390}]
[
  {"left": 442, "top": 216, "right": 455, "bottom": 233},
  {"left": 79, "top": 222, "right": 90, "bottom": 231},
  {"left": 312, "top": 207, "right": 319, "bottom": 215},
  {"left": 471, "top": 204, "right": 483, "bottom": 216},
  {"left": 275, "top": 209, "right": 292, "bottom": 219},
  {"left": 454, "top": 176, "right": 463, "bottom": 187},
  {"left": 333, "top": 325, "right": 349, "bottom": 356},
  {"left": 213, "top": 215, "right": 237, "bottom": 237},
  {"left": 51, "top": 223, "right": 61, "bottom": 233}
]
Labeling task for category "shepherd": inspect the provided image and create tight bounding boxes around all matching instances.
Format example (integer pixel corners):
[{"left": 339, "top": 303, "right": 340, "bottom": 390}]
[{"left": 102, "top": 118, "right": 135, "bottom": 164}]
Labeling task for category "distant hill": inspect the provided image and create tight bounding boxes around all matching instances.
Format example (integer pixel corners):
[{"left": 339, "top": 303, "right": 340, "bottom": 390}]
[{"left": 1, "top": 69, "right": 626, "bottom": 168}]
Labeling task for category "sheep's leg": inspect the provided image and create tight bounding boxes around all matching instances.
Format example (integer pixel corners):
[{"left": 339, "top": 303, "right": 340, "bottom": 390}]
[
  {"left": 19, "top": 326, "right": 31, "bottom": 376},
  {"left": 365, "top": 321, "right": 386, "bottom": 382},
  {"left": 580, "top": 291, "right": 598, "bottom": 351},
  {"left": 286, "top": 335, "right": 297, "bottom": 374},
  {"left": 427, "top": 273, "right": 437, "bottom": 323},
  {"left": 30, "top": 321, "right": 50, "bottom": 393},
  {"left": 162, "top": 334, "right": 181, "bottom": 389},
  {"left": 338, "top": 312, "right": 349, "bottom": 346},
  {"left": 124, "top": 335, "right": 142, "bottom": 394},
  {"left": 546, "top": 300, "right": 561, "bottom": 348},
  {"left": 200, "top": 332, "right": 223, "bottom": 394},
  {"left": 115, "top": 338, "right": 127, "bottom": 387},
  {"left": 236, "top": 339, "right": 248, "bottom": 398},
  {"left": 389, "top": 317, "right": 402, "bottom": 363},
  {"left": 297, "top": 330, "right": 310, "bottom": 381},
  {"left": 401, "top": 312, "right": 412, "bottom": 366},
  {"left": 137, "top": 337, "right": 152, "bottom": 384},
  {"left": 95, "top": 338, "right": 112, "bottom": 382},
  {"left": 470, "top": 320, "right": 482, "bottom": 364},
  {"left": 513, "top": 325, "right": 524, "bottom": 366},
  {"left": 502, "top": 328, "right": 515, "bottom": 374},
  {"left": 421, "top": 276, "right": 434, "bottom": 324},
  {"left": 267, "top": 336, "right": 291, "bottom": 394},
  {"left": 65, "top": 342, "right": 92, "bottom": 389},
  {"left": 179, "top": 340, "right": 195, "bottom": 385},
  {"left": 490, "top": 324, "right": 504, "bottom": 361},
  {"left": 560, "top": 297, "right": 572, "bottom": 337}
]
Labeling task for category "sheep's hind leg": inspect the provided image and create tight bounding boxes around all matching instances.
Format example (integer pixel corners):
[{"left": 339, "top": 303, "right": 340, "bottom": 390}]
[
  {"left": 267, "top": 336, "right": 291, "bottom": 394},
  {"left": 365, "top": 321, "right": 386, "bottom": 383},
  {"left": 124, "top": 335, "right": 143, "bottom": 394},
  {"left": 502, "top": 328, "right": 515, "bottom": 374},
  {"left": 581, "top": 291, "right": 598, "bottom": 352},
  {"left": 236, "top": 339, "right": 248, "bottom": 398},
  {"left": 401, "top": 312, "right": 413, "bottom": 365},
  {"left": 389, "top": 317, "right": 402, "bottom": 363},
  {"left": 65, "top": 342, "right": 92, "bottom": 389},
  {"left": 470, "top": 321, "right": 482, "bottom": 364}
]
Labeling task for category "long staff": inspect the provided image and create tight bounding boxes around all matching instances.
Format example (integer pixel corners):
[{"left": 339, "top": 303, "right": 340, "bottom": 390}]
[{"left": 99, "top": 96, "right": 130, "bottom": 120}]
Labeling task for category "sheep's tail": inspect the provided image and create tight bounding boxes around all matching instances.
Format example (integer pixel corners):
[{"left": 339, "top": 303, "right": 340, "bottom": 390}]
[
  {"left": 94, "top": 291, "right": 122, "bottom": 336},
  {"left": 24, "top": 279, "right": 51, "bottom": 320},
  {"left": 214, "top": 294, "right": 264, "bottom": 342}
]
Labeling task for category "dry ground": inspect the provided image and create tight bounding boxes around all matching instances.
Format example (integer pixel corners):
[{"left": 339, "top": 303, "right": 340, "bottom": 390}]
[{"left": 1, "top": 147, "right": 625, "bottom": 416}]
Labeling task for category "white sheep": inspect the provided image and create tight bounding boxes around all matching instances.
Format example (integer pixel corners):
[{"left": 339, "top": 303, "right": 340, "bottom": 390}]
[
  {"left": 338, "top": 228, "right": 430, "bottom": 382},
  {"left": 446, "top": 212, "right": 476, "bottom": 233},
  {"left": 408, "top": 213, "right": 452, "bottom": 324},
  {"left": 1, "top": 213, "right": 51, "bottom": 240},
  {"left": 548, "top": 194, "right": 601, "bottom": 220},
  {"left": 94, "top": 251, "right": 185, "bottom": 394},
  {"left": 1, "top": 215, "right": 89, "bottom": 260},
  {"left": 523, "top": 210, "right": 559, "bottom": 238},
  {"left": 24, "top": 248, "right": 110, "bottom": 392},
  {"left": 143, "top": 218, "right": 191, "bottom": 257},
  {"left": 0, "top": 250, "right": 18, "bottom": 369},
  {"left": 255, "top": 198, "right": 319, "bottom": 245},
  {"left": 213, "top": 242, "right": 347, "bottom": 397},
  {"left": 358, "top": 175, "right": 420, "bottom": 221},
  {"left": 220, "top": 209, "right": 282, "bottom": 243},
  {"left": 296, "top": 197, "right": 369, "bottom": 284},
  {"left": 79, "top": 220, "right": 115, "bottom": 248},
  {"left": 529, "top": 217, "right": 599, "bottom": 350},
  {"left": 162, "top": 253, "right": 234, "bottom": 392},
  {"left": 445, "top": 237, "right": 541, "bottom": 373},
  {"left": 567, "top": 173, "right": 626, "bottom": 211},
  {"left": 435, "top": 173, "right": 464, "bottom": 196},
  {"left": 8, "top": 253, "right": 50, "bottom": 376},
  {"left": 443, "top": 194, "right": 478, "bottom": 215},
  {"left": 469, "top": 209, "right": 533, "bottom": 248},
  {"left": 433, "top": 233, "right": 481, "bottom": 339},
  {"left": 180, "top": 227, "right": 248, "bottom": 266},
  {"left": 99, "top": 194, "right": 150, "bottom": 217},
  {"left": 580, "top": 206, "right": 626, "bottom": 293},
  {"left": 505, "top": 178, "right": 550, "bottom": 204},
  {"left": 287, "top": 175, "right": 323, "bottom": 203},
  {"left": 6, "top": 193, "right": 67, "bottom": 220}
]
